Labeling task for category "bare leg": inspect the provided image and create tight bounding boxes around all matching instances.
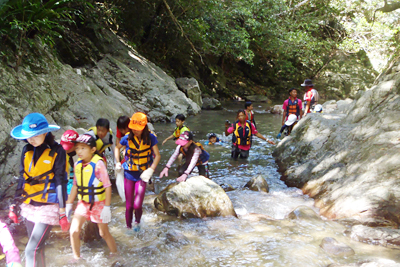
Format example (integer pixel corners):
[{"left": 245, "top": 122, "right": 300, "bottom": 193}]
[
  {"left": 98, "top": 223, "right": 117, "bottom": 253},
  {"left": 69, "top": 215, "right": 86, "bottom": 259}
]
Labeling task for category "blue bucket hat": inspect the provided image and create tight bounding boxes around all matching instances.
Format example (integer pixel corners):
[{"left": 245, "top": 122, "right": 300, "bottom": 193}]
[{"left": 11, "top": 113, "right": 60, "bottom": 140}]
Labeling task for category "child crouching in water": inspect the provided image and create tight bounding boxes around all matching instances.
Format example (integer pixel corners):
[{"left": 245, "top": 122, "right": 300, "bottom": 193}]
[{"left": 66, "top": 133, "right": 117, "bottom": 260}]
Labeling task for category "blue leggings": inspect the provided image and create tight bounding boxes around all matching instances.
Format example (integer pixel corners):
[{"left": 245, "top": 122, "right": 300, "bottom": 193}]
[{"left": 124, "top": 178, "right": 146, "bottom": 228}]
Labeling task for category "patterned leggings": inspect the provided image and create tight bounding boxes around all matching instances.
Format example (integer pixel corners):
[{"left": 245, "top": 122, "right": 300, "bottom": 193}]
[{"left": 124, "top": 178, "right": 146, "bottom": 228}]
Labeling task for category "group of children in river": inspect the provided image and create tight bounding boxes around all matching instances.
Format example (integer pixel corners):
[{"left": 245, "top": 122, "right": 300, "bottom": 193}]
[{"left": 1, "top": 78, "right": 320, "bottom": 267}]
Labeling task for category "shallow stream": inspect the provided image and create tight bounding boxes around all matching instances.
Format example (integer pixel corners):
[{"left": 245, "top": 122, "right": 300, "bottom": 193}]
[{"left": 6, "top": 102, "right": 400, "bottom": 266}]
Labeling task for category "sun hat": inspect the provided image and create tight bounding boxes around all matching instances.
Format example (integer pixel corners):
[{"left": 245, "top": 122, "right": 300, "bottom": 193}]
[
  {"left": 72, "top": 133, "right": 97, "bottom": 148},
  {"left": 128, "top": 112, "right": 148, "bottom": 131},
  {"left": 60, "top": 130, "right": 79, "bottom": 151},
  {"left": 314, "top": 104, "right": 323, "bottom": 112},
  {"left": 175, "top": 131, "right": 193, "bottom": 146},
  {"left": 11, "top": 113, "right": 60, "bottom": 140},
  {"left": 285, "top": 114, "right": 298, "bottom": 126},
  {"left": 301, "top": 79, "right": 314, "bottom": 87}
]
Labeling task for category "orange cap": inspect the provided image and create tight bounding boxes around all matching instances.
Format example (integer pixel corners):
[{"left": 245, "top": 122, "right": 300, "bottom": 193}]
[{"left": 128, "top": 112, "right": 148, "bottom": 131}]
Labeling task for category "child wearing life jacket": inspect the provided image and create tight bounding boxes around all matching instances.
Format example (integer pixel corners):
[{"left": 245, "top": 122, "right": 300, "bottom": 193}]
[
  {"left": 60, "top": 130, "right": 79, "bottom": 195},
  {"left": 225, "top": 110, "right": 275, "bottom": 159},
  {"left": 88, "top": 118, "right": 115, "bottom": 165},
  {"left": 114, "top": 112, "right": 161, "bottom": 232},
  {"left": 244, "top": 101, "right": 257, "bottom": 128},
  {"left": 10, "top": 113, "right": 69, "bottom": 267},
  {"left": 277, "top": 114, "right": 297, "bottom": 138},
  {"left": 282, "top": 88, "right": 303, "bottom": 127},
  {"left": 66, "top": 133, "right": 117, "bottom": 260},
  {"left": 205, "top": 133, "right": 222, "bottom": 145},
  {"left": 0, "top": 220, "right": 22, "bottom": 267},
  {"left": 160, "top": 131, "right": 210, "bottom": 182},
  {"left": 116, "top": 116, "right": 130, "bottom": 145},
  {"left": 161, "top": 114, "right": 190, "bottom": 145}
]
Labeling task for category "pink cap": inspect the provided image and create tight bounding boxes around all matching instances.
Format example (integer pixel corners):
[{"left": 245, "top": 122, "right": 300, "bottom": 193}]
[
  {"left": 175, "top": 131, "right": 193, "bottom": 146},
  {"left": 60, "top": 130, "right": 79, "bottom": 151}
]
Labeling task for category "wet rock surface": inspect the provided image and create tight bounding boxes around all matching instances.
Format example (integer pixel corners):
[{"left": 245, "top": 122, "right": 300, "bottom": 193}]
[
  {"left": 273, "top": 64, "right": 400, "bottom": 231},
  {"left": 244, "top": 175, "right": 269, "bottom": 192},
  {"left": 319, "top": 237, "right": 355, "bottom": 257},
  {"left": 348, "top": 224, "right": 400, "bottom": 247},
  {"left": 154, "top": 176, "right": 237, "bottom": 218}
]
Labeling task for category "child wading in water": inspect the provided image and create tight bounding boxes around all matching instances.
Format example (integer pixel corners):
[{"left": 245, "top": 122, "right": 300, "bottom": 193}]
[
  {"left": 114, "top": 112, "right": 161, "bottom": 232},
  {"left": 162, "top": 114, "right": 190, "bottom": 145},
  {"left": 88, "top": 118, "right": 115, "bottom": 165},
  {"left": 66, "top": 133, "right": 117, "bottom": 260},
  {"left": 10, "top": 113, "right": 69, "bottom": 267},
  {"left": 160, "top": 131, "right": 210, "bottom": 182}
]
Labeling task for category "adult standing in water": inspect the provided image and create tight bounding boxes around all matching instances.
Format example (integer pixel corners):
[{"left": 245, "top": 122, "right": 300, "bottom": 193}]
[
  {"left": 244, "top": 101, "right": 256, "bottom": 128},
  {"left": 10, "top": 113, "right": 69, "bottom": 267},
  {"left": 225, "top": 110, "right": 275, "bottom": 159},
  {"left": 114, "top": 112, "right": 161, "bottom": 232},
  {"left": 301, "top": 79, "right": 319, "bottom": 114}
]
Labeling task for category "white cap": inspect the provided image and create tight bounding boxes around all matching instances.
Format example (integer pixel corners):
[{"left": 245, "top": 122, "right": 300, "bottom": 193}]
[
  {"left": 285, "top": 114, "right": 297, "bottom": 126},
  {"left": 314, "top": 104, "right": 323, "bottom": 112}
]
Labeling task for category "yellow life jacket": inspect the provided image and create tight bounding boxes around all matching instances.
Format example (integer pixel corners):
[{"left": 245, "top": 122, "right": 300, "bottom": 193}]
[
  {"left": 88, "top": 127, "right": 113, "bottom": 154},
  {"left": 173, "top": 125, "right": 190, "bottom": 139},
  {"left": 22, "top": 146, "right": 60, "bottom": 204},
  {"left": 232, "top": 120, "right": 252, "bottom": 146},
  {"left": 75, "top": 154, "right": 106, "bottom": 207},
  {"left": 126, "top": 136, "right": 152, "bottom": 171}
]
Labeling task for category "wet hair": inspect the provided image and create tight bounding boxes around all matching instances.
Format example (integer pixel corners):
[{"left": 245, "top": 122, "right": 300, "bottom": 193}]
[
  {"left": 128, "top": 124, "right": 151, "bottom": 145},
  {"left": 208, "top": 133, "right": 217, "bottom": 140},
  {"left": 244, "top": 101, "right": 252, "bottom": 109},
  {"left": 96, "top": 118, "right": 110, "bottom": 130},
  {"left": 117, "top": 116, "right": 130, "bottom": 130},
  {"left": 175, "top": 114, "right": 186, "bottom": 121},
  {"left": 289, "top": 88, "right": 298, "bottom": 95}
]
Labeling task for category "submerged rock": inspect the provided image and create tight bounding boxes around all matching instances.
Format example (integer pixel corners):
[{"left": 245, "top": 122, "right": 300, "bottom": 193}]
[
  {"left": 287, "top": 205, "right": 321, "bottom": 221},
  {"left": 154, "top": 176, "right": 237, "bottom": 218},
  {"left": 244, "top": 175, "right": 269, "bottom": 192},
  {"left": 349, "top": 225, "right": 400, "bottom": 247},
  {"left": 319, "top": 237, "right": 355, "bottom": 257}
]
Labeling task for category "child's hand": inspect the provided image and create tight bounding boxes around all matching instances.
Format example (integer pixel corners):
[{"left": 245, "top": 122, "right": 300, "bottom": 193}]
[
  {"left": 115, "top": 162, "right": 122, "bottom": 171},
  {"left": 140, "top": 168, "right": 154, "bottom": 182},
  {"left": 176, "top": 173, "right": 188, "bottom": 182},
  {"left": 162, "top": 139, "right": 167, "bottom": 145},
  {"left": 59, "top": 212, "right": 70, "bottom": 232},
  {"left": 268, "top": 140, "right": 276, "bottom": 145},
  {"left": 160, "top": 167, "right": 169, "bottom": 178}
]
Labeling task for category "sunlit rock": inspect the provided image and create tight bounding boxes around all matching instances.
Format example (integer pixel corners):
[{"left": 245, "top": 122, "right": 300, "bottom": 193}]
[
  {"left": 244, "top": 175, "right": 269, "bottom": 193},
  {"left": 270, "top": 105, "right": 283, "bottom": 114},
  {"left": 287, "top": 205, "right": 321, "bottom": 221},
  {"left": 349, "top": 225, "right": 400, "bottom": 247},
  {"left": 154, "top": 176, "right": 237, "bottom": 218},
  {"left": 220, "top": 183, "right": 235, "bottom": 192},
  {"left": 319, "top": 237, "right": 355, "bottom": 257},
  {"left": 175, "top": 77, "right": 203, "bottom": 108}
]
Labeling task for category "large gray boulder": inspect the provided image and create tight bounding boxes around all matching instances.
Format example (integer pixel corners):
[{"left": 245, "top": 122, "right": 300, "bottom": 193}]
[
  {"left": 273, "top": 61, "right": 400, "bottom": 229},
  {"left": 175, "top": 77, "right": 203, "bottom": 108},
  {"left": 349, "top": 225, "right": 400, "bottom": 247},
  {"left": 202, "top": 97, "right": 222, "bottom": 110},
  {"left": 0, "top": 30, "right": 201, "bottom": 201},
  {"left": 154, "top": 176, "right": 237, "bottom": 218}
]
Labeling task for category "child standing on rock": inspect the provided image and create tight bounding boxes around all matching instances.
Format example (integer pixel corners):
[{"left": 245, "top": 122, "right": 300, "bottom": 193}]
[{"left": 114, "top": 112, "right": 161, "bottom": 232}]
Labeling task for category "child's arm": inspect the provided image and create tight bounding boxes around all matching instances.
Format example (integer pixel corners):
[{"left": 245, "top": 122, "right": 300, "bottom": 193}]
[
  {"left": 114, "top": 143, "right": 125, "bottom": 164},
  {"left": 105, "top": 186, "right": 112, "bottom": 206},
  {"left": 66, "top": 184, "right": 78, "bottom": 204},
  {"left": 162, "top": 134, "right": 174, "bottom": 145}
]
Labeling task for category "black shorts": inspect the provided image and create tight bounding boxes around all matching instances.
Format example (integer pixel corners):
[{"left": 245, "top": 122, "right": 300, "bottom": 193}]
[{"left": 231, "top": 145, "right": 250, "bottom": 159}]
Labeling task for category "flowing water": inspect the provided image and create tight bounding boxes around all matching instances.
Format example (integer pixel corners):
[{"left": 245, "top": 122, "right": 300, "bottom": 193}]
[{"left": 5, "top": 102, "right": 400, "bottom": 266}]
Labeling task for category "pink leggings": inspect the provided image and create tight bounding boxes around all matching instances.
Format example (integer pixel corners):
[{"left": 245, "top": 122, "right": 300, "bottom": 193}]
[{"left": 124, "top": 178, "right": 146, "bottom": 228}]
